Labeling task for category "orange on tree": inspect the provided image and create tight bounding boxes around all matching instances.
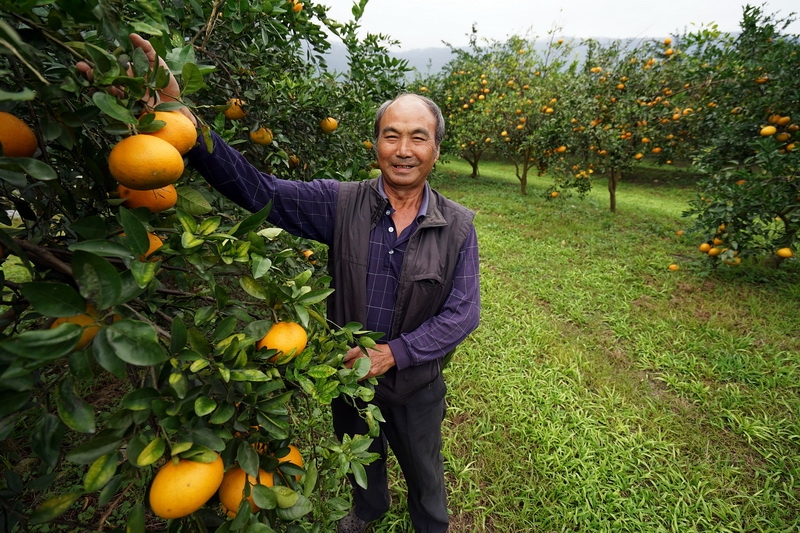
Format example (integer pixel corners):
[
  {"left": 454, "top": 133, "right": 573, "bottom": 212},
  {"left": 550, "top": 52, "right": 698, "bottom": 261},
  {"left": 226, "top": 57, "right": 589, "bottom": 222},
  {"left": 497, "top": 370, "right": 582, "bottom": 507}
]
[
  {"left": 257, "top": 321, "right": 307, "bottom": 362},
  {"left": 108, "top": 135, "right": 184, "bottom": 190},
  {"left": 760, "top": 125, "right": 777, "bottom": 137},
  {"left": 141, "top": 110, "right": 197, "bottom": 155},
  {"left": 699, "top": 242, "right": 712, "bottom": 253},
  {"left": 224, "top": 98, "right": 246, "bottom": 120},
  {"left": 708, "top": 247, "right": 722, "bottom": 257},
  {"left": 777, "top": 247, "right": 794, "bottom": 258},
  {"left": 363, "top": 140, "right": 373, "bottom": 150},
  {"left": 0, "top": 111, "right": 38, "bottom": 157},
  {"left": 250, "top": 126, "right": 274, "bottom": 145},
  {"left": 276, "top": 444, "right": 304, "bottom": 481},
  {"left": 292, "top": 1, "right": 303, "bottom": 12},
  {"left": 122, "top": 232, "right": 164, "bottom": 261},
  {"left": 218, "top": 466, "right": 274, "bottom": 516},
  {"left": 149, "top": 454, "right": 225, "bottom": 519},
  {"left": 118, "top": 183, "right": 177, "bottom": 213},
  {"left": 50, "top": 304, "right": 100, "bottom": 350},
  {"left": 320, "top": 116, "right": 338, "bottom": 134}
]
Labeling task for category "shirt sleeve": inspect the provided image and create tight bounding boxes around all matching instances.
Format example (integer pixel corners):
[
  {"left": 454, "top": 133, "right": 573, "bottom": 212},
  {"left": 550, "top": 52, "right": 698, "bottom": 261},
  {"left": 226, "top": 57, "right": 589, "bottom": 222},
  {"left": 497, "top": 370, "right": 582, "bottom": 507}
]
[
  {"left": 388, "top": 226, "right": 481, "bottom": 370},
  {"left": 186, "top": 131, "right": 338, "bottom": 245}
]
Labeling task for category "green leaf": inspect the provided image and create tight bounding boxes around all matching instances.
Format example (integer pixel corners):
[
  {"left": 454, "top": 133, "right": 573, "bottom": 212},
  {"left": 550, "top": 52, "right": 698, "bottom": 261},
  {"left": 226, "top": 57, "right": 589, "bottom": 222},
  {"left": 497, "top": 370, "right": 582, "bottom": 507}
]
[
  {"left": 105, "top": 320, "right": 167, "bottom": 366},
  {"left": 64, "top": 433, "right": 122, "bottom": 465},
  {"left": 56, "top": 377, "right": 95, "bottom": 433},
  {"left": 209, "top": 402, "right": 235, "bottom": 424},
  {"left": 170, "top": 315, "right": 188, "bottom": 353},
  {"left": 252, "top": 484, "right": 278, "bottom": 510},
  {"left": 306, "top": 365, "right": 337, "bottom": 379},
  {"left": 118, "top": 208, "right": 149, "bottom": 254},
  {"left": 240, "top": 275, "right": 266, "bottom": 299},
  {"left": 72, "top": 251, "right": 123, "bottom": 309},
  {"left": 92, "top": 330, "right": 128, "bottom": 379},
  {"left": 296, "top": 288, "right": 334, "bottom": 305},
  {"left": 194, "top": 396, "right": 216, "bottom": 417},
  {"left": 20, "top": 282, "right": 85, "bottom": 317},
  {"left": 126, "top": 502, "right": 145, "bottom": 533},
  {"left": 274, "top": 494, "right": 313, "bottom": 520},
  {"left": 84, "top": 453, "right": 118, "bottom": 492},
  {"left": 181, "top": 62, "right": 208, "bottom": 95},
  {"left": 231, "top": 202, "right": 272, "bottom": 237},
  {"left": 28, "top": 492, "right": 81, "bottom": 525},
  {"left": 175, "top": 186, "right": 212, "bottom": 215},
  {"left": 31, "top": 329, "right": 85, "bottom": 368},
  {"left": 31, "top": 413, "right": 64, "bottom": 469},
  {"left": 136, "top": 436, "right": 165, "bottom": 467},
  {"left": 120, "top": 388, "right": 160, "bottom": 410},
  {"left": 350, "top": 460, "right": 368, "bottom": 489},
  {"left": 230, "top": 369, "right": 270, "bottom": 382},
  {"left": 130, "top": 259, "right": 159, "bottom": 288},
  {"left": 70, "top": 240, "right": 137, "bottom": 260},
  {"left": 92, "top": 91, "right": 136, "bottom": 124},
  {"left": 236, "top": 440, "right": 260, "bottom": 477},
  {"left": 1, "top": 157, "right": 57, "bottom": 181}
]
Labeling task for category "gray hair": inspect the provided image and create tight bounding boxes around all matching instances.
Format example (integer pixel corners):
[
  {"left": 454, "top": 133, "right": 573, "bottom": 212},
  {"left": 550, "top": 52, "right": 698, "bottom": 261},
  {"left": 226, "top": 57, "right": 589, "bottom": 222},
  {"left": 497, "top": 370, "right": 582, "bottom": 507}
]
[{"left": 374, "top": 93, "right": 445, "bottom": 147}]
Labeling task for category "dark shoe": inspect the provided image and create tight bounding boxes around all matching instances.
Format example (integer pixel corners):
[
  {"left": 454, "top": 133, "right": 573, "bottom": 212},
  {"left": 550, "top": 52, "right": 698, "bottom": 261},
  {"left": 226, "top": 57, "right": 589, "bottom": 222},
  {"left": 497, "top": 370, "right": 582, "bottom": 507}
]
[{"left": 337, "top": 509, "right": 369, "bottom": 533}]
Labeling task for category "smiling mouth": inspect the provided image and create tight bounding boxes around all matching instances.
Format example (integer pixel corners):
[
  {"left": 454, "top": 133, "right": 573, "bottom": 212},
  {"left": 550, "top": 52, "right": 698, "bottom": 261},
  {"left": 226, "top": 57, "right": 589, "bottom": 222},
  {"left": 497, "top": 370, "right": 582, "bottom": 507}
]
[{"left": 393, "top": 164, "right": 415, "bottom": 169}]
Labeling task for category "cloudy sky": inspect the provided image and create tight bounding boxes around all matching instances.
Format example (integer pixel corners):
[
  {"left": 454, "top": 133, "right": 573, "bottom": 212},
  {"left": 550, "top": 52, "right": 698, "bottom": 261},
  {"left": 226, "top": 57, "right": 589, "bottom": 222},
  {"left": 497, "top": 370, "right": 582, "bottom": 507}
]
[{"left": 325, "top": 0, "right": 799, "bottom": 50}]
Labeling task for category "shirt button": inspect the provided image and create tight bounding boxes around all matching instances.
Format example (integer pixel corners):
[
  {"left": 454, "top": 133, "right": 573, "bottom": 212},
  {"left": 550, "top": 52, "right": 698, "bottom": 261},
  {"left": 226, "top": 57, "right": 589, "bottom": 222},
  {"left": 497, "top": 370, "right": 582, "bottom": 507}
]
[
  {"left": 388, "top": 250, "right": 394, "bottom": 255},
  {"left": 385, "top": 210, "right": 391, "bottom": 215},
  {"left": 388, "top": 227, "right": 394, "bottom": 233}
]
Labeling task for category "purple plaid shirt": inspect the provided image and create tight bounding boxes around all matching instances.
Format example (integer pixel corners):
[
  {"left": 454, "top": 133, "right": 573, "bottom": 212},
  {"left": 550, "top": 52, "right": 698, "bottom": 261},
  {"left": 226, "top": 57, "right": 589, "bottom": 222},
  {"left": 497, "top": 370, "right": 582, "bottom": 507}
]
[{"left": 188, "top": 132, "right": 480, "bottom": 369}]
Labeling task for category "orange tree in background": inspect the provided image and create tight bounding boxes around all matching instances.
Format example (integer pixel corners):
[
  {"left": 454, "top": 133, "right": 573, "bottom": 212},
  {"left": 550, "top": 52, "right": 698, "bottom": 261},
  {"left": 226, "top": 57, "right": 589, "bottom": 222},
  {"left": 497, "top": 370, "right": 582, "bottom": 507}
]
[
  {"left": 0, "top": 0, "right": 406, "bottom": 531},
  {"left": 679, "top": 6, "right": 800, "bottom": 265}
]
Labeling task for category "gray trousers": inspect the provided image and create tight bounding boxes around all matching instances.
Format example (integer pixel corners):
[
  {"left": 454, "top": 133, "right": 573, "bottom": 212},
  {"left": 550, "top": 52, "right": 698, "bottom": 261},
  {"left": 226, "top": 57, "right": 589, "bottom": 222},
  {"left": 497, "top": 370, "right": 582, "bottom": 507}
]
[{"left": 332, "top": 374, "right": 448, "bottom": 533}]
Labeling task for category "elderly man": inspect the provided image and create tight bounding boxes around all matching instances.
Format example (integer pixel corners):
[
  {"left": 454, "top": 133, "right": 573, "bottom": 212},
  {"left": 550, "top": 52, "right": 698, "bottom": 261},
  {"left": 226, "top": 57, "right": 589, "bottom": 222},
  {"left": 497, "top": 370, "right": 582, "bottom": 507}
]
[{"left": 86, "top": 35, "right": 481, "bottom": 533}]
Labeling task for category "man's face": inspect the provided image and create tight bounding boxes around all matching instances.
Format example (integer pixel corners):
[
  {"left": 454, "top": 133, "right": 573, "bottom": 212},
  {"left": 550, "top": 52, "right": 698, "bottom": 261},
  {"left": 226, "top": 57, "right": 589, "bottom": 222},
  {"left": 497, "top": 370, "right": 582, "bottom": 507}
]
[{"left": 376, "top": 95, "right": 440, "bottom": 193}]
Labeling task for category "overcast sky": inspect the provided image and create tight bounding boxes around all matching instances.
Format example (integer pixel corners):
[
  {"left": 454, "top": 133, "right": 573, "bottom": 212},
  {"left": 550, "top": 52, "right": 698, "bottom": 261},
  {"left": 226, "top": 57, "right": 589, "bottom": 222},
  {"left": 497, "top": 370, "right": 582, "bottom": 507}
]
[{"left": 325, "top": 0, "right": 799, "bottom": 51}]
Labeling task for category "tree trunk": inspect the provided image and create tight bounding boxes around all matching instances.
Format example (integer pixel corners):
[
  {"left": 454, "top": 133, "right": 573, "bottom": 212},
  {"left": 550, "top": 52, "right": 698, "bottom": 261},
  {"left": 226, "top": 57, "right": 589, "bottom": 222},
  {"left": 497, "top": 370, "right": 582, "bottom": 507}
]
[{"left": 608, "top": 167, "right": 620, "bottom": 213}]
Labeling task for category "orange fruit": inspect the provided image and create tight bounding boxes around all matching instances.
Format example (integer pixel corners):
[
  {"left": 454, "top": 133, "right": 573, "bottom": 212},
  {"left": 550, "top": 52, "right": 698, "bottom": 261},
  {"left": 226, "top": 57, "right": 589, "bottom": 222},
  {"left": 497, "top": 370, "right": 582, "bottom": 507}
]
[
  {"left": 363, "top": 140, "right": 373, "bottom": 150},
  {"left": 118, "top": 184, "right": 177, "bottom": 213},
  {"left": 0, "top": 111, "right": 38, "bottom": 157},
  {"left": 708, "top": 247, "right": 722, "bottom": 257},
  {"left": 292, "top": 1, "right": 303, "bottom": 12},
  {"left": 218, "top": 466, "right": 274, "bottom": 516},
  {"left": 122, "top": 232, "right": 164, "bottom": 262},
  {"left": 777, "top": 247, "right": 794, "bottom": 258},
  {"left": 288, "top": 154, "right": 300, "bottom": 168},
  {"left": 634, "top": 153, "right": 643, "bottom": 160},
  {"left": 320, "top": 117, "right": 338, "bottom": 134},
  {"left": 108, "top": 135, "right": 184, "bottom": 190},
  {"left": 250, "top": 126, "right": 274, "bottom": 145},
  {"left": 668, "top": 264, "right": 679, "bottom": 271},
  {"left": 699, "top": 243, "right": 712, "bottom": 253},
  {"left": 224, "top": 98, "right": 246, "bottom": 120},
  {"left": 760, "top": 125, "right": 777, "bottom": 137},
  {"left": 51, "top": 304, "right": 100, "bottom": 350},
  {"left": 141, "top": 111, "right": 197, "bottom": 155},
  {"left": 276, "top": 444, "right": 304, "bottom": 481},
  {"left": 257, "top": 321, "right": 307, "bottom": 362},
  {"left": 149, "top": 454, "right": 224, "bottom": 519}
]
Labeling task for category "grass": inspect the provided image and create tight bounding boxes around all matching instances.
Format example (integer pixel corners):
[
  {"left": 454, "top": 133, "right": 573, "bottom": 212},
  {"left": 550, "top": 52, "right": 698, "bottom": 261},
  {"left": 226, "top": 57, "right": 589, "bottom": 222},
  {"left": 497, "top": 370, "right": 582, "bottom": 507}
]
[{"left": 369, "top": 160, "right": 800, "bottom": 532}]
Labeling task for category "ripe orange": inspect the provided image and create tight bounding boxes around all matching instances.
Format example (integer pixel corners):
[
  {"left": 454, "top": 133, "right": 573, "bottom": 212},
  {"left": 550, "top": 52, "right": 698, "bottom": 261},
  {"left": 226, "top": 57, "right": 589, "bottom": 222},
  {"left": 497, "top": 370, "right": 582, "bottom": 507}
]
[
  {"left": 257, "top": 321, "right": 307, "bottom": 362},
  {"left": 118, "top": 184, "right": 177, "bottom": 213},
  {"left": 224, "top": 98, "right": 246, "bottom": 120},
  {"left": 218, "top": 466, "right": 274, "bottom": 516},
  {"left": 149, "top": 454, "right": 224, "bottom": 519},
  {"left": 777, "top": 247, "right": 794, "bottom": 258},
  {"left": 288, "top": 154, "right": 300, "bottom": 168},
  {"left": 250, "top": 126, "right": 274, "bottom": 146},
  {"left": 276, "top": 444, "right": 304, "bottom": 481},
  {"left": 634, "top": 153, "right": 644, "bottom": 160},
  {"left": 363, "top": 140, "right": 374, "bottom": 150},
  {"left": 0, "top": 111, "right": 38, "bottom": 157},
  {"left": 668, "top": 264, "right": 679, "bottom": 271},
  {"left": 141, "top": 111, "right": 197, "bottom": 155},
  {"left": 108, "top": 135, "right": 184, "bottom": 190},
  {"left": 292, "top": 0, "right": 303, "bottom": 12},
  {"left": 699, "top": 243, "right": 712, "bottom": 253},
  {"left": 550, "top": 191, "right": 559, "bottom": 198},
  {"left": 51, "top": 304, "right": 100, "bottom": 350},
  {"left": 760, "top": 125, "right": 777, "bottom": 137},
  {"left": 707, "top": 247, "right": 722, "bottom": 257},
  {"left": 320, "top": 117, "right": 339, "bottom": 134}
]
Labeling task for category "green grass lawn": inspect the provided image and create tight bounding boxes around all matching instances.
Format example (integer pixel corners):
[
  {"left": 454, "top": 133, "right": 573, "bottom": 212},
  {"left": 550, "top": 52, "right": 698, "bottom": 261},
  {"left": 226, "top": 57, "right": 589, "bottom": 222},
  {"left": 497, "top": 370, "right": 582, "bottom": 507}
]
[{"left": 373, "top": 160, "right": 800, "bottom": 532}]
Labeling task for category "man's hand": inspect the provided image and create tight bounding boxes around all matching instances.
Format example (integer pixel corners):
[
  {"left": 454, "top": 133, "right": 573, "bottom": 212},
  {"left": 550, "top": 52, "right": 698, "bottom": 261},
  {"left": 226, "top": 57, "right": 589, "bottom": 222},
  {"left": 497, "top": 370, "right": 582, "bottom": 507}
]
[
  {"left": 343, "top": 344, "right": 396, "bottom": 380},
  {"left": 76, "top": 33, "right": 197, "bottom": 126}
]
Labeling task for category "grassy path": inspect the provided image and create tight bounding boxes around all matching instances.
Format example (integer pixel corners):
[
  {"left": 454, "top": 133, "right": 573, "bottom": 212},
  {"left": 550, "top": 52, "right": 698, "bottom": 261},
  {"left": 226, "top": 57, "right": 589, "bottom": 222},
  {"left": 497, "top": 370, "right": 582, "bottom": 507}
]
[{"left": 372, "top": 161, "right": 800, "bottom": 532}]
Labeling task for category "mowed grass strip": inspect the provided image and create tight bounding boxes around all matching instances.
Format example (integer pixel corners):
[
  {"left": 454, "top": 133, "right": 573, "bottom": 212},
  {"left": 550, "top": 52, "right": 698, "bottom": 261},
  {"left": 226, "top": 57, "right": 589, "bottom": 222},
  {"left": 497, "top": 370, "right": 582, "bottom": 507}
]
[{"left": 370, "top": 160, "right": 800, "bottom": 532}]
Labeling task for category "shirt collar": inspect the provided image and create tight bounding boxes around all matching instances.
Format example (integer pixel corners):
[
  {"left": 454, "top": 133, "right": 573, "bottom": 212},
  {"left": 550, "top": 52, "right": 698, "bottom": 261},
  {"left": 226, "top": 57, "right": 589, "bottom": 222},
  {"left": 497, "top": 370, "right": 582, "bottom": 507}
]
[{"left": 377, "top": 176, "right": 429, "bottom": 221}]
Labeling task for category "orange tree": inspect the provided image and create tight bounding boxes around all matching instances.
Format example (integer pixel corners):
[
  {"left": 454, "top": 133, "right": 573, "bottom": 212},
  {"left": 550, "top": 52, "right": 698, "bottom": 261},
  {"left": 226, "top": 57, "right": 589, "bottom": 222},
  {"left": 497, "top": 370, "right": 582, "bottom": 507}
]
[
  {"left": 679, "top": 6, "right": 800, "bottom": 265},
  {"left": 0, "top": 0, "right": 406, "bottom": 531}
]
